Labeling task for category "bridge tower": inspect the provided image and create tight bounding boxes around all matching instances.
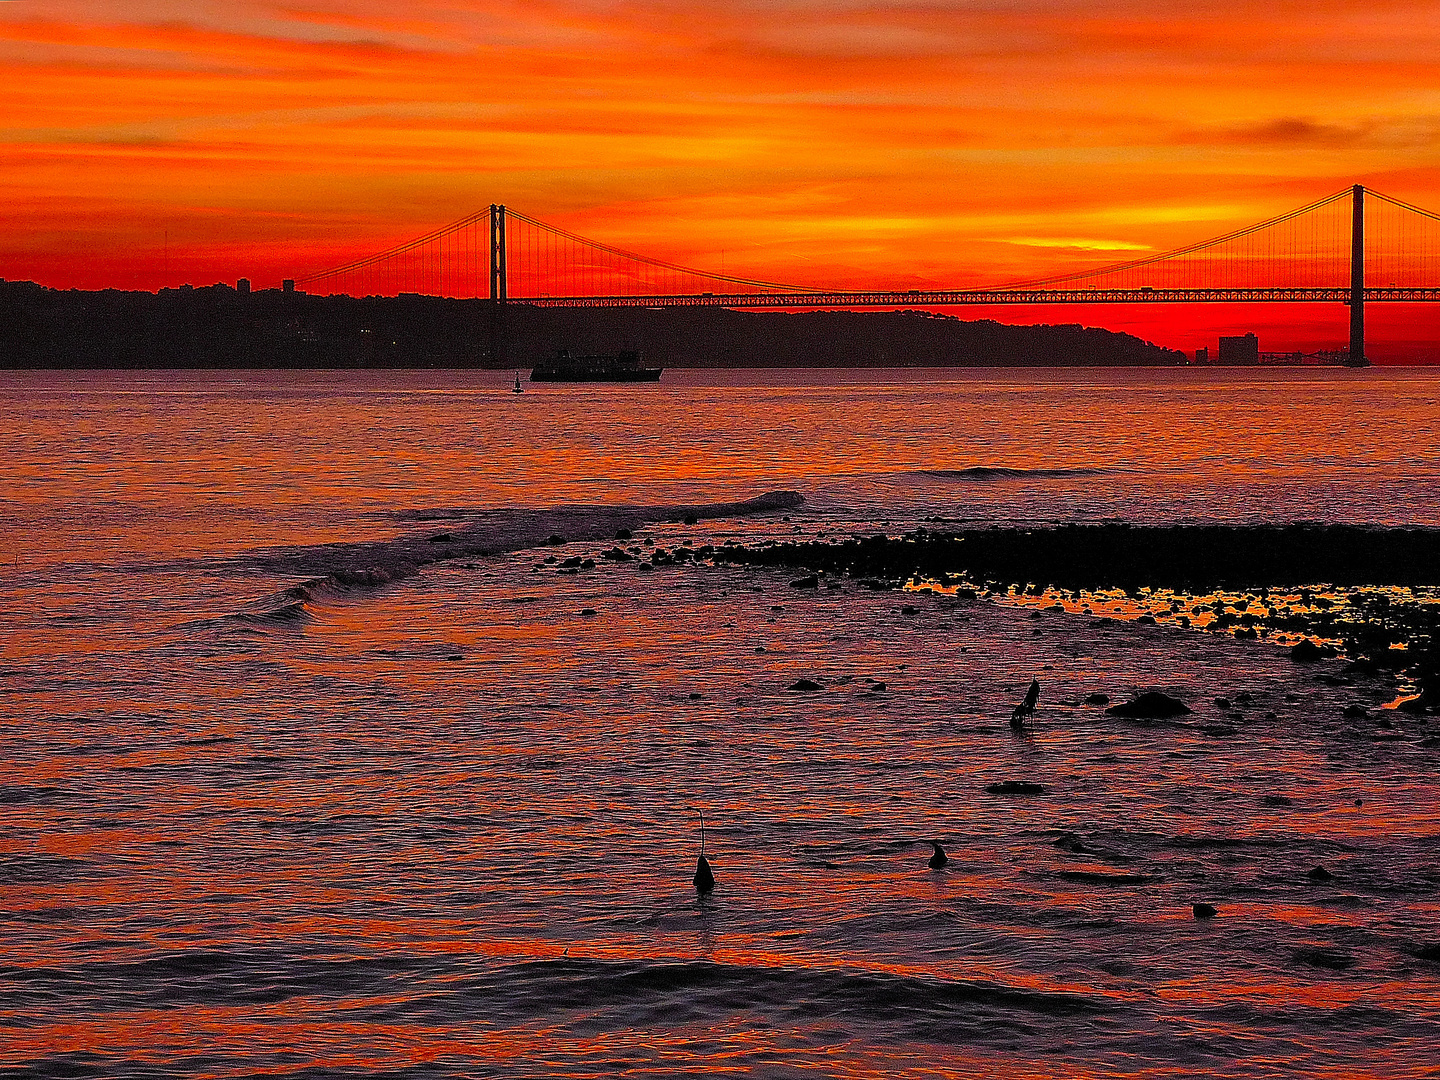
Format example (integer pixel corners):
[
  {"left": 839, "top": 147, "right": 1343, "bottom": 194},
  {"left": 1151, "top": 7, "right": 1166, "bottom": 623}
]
[
  {"left": 1348, "top": 184, "right": 1368, "bottom": 367},
  {"left": 489, "top": 204, "right": 507, "bottom": 303}
]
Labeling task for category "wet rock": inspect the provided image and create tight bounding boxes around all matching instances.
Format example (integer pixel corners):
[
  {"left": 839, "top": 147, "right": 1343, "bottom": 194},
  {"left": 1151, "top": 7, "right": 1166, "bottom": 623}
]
[
  {"left": 1306, "top": 865, "right": 1335, "bottom": 882},
  {"left": 1084, "top": 693, "right": 1110, "bottom": 706},
  {"left": 789, "top": 575, "right": 819, "bottom": 589},
  {"left": 683, "top": 514, "right": 699, "bottom": 525},
  {"left": 1192, "top": 903, "right": 1218, "bottom": 919},
  {"left": 689, "top": 692, "right": 703, "bottom": 700},
  {"left": 637, "top": 562, "right": 654, "bottom": 572},
  {"left": 1262, "top": 794, "right": 1293, "bottom": 807},
  {"left": 871, "top": 682, "right": 887, "bottom": 692},
  {"left": 1292, "top": 947, "right": 1354, "bottom": 970},
  {"left": 1106, "top": 692, "right": 1192, "bottom": 718},
  {"left": 901, "top": 605, "right": 918, "bottom": 615},
  {"left": 543, "top": 555, "right": 557, "bottom": 564},
  {"left": 560, "top": 556, "right": 583, "bottom": 568},
  {"left": 1235, "top": 692, "right": 1254, "bottom": 704},
  {"left": 1053, "top": 832, "right": 1087, "bottom": 853},
  {"left": 443, "top": 654, "right": 463, "bottom": 661},
  {"left": 789, "top": 679, "right": 822, "bottom": 692},
  {"left": 1342, "top": 704, "right": 1369, "bottom": 719},
  {"left": 546, "top": 534, "right": 565, "bottom": 546},
  {"left": 427, "top": 532, "right": 455, "bottom": 543},
  {"left": 1415, "top": 944, "right": 1440, "bottom": 963},
  {"left": 985, "top": 781, "right": 1047, "bottom": 795},
  {"left": 1213, "top": 697, "right": 1231, "bottom": 709},
  {"left": 1375, "top": 716, "right": 1394, "bottom": 730},
  {"left": 1291, "top": 639, "right": 1329, "bottom": 662},
  {"left": 615, "top": 528, "right": 632, "bottom": 540},
  {"left": 1136, "top": 614, "right": 1157, "bottom": 625},
  {"left": 580, "top": 608, "right": 597, "bottom": 617}
]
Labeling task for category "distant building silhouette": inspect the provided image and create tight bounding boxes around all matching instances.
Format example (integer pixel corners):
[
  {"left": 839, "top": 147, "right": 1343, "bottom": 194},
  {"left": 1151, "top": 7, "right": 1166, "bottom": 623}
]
[
  {"left": 1218, "top": 333, "right": 1259, "bottom": 365},
  {"left": 282, "top": 279, "right": 295, "bottom": 293},
  {"left": 1194, "top": 346, "right": 1209, "bottom": 364},
  {"left": 237, "top": 278, "right": 250, "bottom": 295}
]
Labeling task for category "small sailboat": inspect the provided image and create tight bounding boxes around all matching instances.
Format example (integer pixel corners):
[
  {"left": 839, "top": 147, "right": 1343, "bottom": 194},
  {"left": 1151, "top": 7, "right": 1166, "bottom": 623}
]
[{"left": 513, "top": 372, "right": 523, "bottom": 394}]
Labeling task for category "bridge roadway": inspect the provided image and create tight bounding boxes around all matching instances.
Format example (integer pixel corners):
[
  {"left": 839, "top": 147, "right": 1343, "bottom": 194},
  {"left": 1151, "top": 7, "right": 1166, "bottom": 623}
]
[{"left": 519, "top": 286, "right": 1440, "bottom": 308}]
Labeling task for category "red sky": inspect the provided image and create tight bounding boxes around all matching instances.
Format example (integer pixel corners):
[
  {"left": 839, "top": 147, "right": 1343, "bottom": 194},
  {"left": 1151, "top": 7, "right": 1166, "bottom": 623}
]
[{"left": 3, "top": 0, "right": 1440, "bottom": 357}]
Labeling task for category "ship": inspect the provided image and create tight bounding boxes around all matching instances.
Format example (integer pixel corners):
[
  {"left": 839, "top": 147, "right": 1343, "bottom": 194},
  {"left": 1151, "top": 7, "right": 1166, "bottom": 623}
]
[{"left": 530, "top": 349, "right": 663, "bottom": 382}]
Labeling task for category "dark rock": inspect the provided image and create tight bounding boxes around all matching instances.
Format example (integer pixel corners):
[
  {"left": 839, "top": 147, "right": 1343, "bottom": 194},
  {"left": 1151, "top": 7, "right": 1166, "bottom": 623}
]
[
  {"left": 1106, "top": 692, "right": 1192, "bottom": 718},
  {"left": 547, "top": 534, "right": 565, "bottom": 546},
  {"left": 1375, "top": 716, "right": 1394, "bottom": 730},
  {"left": 560, "top": 556, "right": 583, "bottom": 568},
  {"left": 1200, "top": 724, "right": 1238, "bottom": 737},
  {"left": 427, "top": 532, "right": 455, "bottom": 543},
  {"left": 985, "top": 781, "right": 1047, "bottom": 795},
  {"left": 871, "top": 681, "right": 887, "bottom": 692},
  {"left": 1192, "top": 903, "right": 1218, "bottom": 919},
  {"left": 1291, "top": 639, "right": 1327, "bottom": 662},
  {"left": 1262, "top": 794, "right": 1293, "bottom": 806},
  {"left": 581, "top": 559, "right": 596, "bottom": 570},
  {"left": 615, "top": 528, "right": 632, "bottom": 540},
  {"left": 1342, "top": 704, "right": 1368, "bottom": 719},
  {"left": 1415, "top": 944, "right": 1440, "bottom": 962},
  {"left": 901, "top": 605, "right": 918, "bottom": 615},
  {"left": 1306, "top": 865, "right": 1334, "bottom": 882},
  {"left": 689, "top": 692, "right": 703, "bottom": 700},
  {"left": 683, "top": 514, "right": 699, "bottom": 525},
  {"left": 1053, "top": 832, "right": 1086, "bottom": 853},
  {"left": 789, "top": 575, "right": 819, "bottom": 589},
  {"left": 637, "top": 562, "right": 654, "bottom": 572},
  {"left": 1213, "top": 697, "right": 1231, "bottom": 709},
  {"left": 444, "top": 654, "right": 463, "bottom": 661},
  {"left": 1136, "top": 614, "right": 1157, "bottom": 625},
  {"left": 602, "top": 546, "right": 634, "bottom": 561},
  {"left": 543, "top": 555, "right": 557, "bottom": 564},
  {"left": 1235, "top": 692, "right": 1254, "bottom": 704},
  {"left": 1084, "top": 693, "right": 1110, "bottom": 706},
  {"left": 580, "top": 608, "right": 597, "bottom": 617},
  {"left": 789, "top": 679, "right": 822, "bottom": 692}
]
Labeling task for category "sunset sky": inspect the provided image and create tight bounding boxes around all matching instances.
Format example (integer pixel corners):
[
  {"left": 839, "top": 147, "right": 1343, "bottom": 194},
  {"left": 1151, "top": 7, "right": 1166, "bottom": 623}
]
[{"left": 4, "top": 0, "right": 1440, "bottom": 355}]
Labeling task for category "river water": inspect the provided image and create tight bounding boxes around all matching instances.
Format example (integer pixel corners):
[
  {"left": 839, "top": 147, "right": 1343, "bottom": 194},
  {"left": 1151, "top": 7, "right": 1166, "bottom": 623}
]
[{"left": 2, "top": 367, "right": 1439, "bottom": 1078}]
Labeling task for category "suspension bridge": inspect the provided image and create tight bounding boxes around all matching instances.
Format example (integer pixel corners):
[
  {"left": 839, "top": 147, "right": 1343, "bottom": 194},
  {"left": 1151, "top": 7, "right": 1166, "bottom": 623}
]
[{"left": 292, "top": 184, "right": 1440, "bottom": 365}]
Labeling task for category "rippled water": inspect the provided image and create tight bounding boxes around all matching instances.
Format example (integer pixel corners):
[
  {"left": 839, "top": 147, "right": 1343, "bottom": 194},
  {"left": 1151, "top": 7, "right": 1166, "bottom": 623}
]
[{"left": 3, "top": 367, "right": 1439, "bottom": 1077}]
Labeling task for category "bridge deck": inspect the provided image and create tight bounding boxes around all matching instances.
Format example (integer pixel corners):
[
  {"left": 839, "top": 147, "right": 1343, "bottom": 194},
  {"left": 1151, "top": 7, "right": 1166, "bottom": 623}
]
[{"left": 518, "top": 287, "right": 1440, "bottom": 308}]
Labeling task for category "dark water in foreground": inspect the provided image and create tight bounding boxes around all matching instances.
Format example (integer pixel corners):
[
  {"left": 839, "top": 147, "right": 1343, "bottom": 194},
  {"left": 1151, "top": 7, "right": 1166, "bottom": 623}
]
[{"left": 2, "top": 368, "right": 1439, "bottom": 1077}]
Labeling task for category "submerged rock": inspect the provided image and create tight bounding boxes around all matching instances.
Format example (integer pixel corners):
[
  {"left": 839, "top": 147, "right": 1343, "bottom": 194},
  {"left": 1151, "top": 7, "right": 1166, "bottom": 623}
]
[
  {"left": 1306, "top": 865, "right": 1335, "bottom": 882},
  {"left": 1292, "top": 947, "right": 1354, "bottom": 970},
  {"left": 985, "top": 781, "right": 1047, "bottom": 795},
  {"left": 1106, "top": 692, "right": 1192, "bottom": 718},
  {"left": 789, "top": 679, "right": 822, "bottom": 692},
  {"left": 1053, "top": 832, "right": 1087, "bottom": 853},
  {"left": 1056, "top": 870, "right": 1159, "bottom": 885}
]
